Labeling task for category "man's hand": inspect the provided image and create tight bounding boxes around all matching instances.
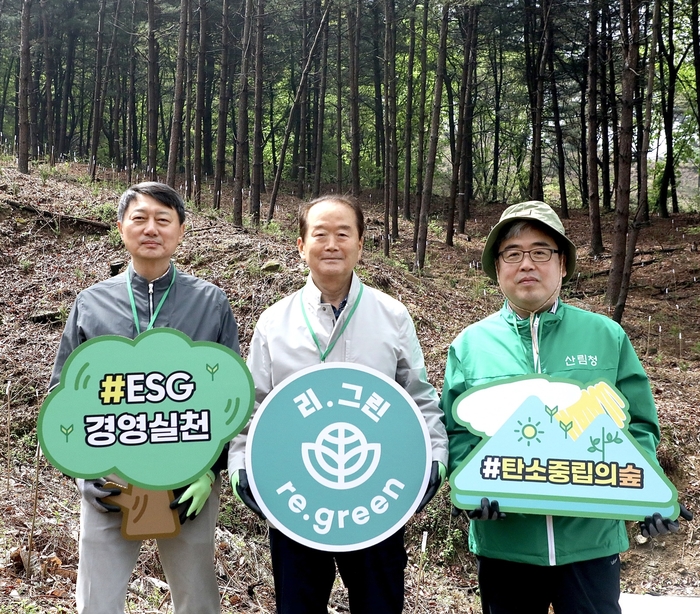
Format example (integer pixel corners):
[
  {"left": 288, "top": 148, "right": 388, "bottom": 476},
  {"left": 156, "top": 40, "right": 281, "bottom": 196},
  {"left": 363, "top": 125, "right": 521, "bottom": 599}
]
[
  {"left": 415, "top": 461, "right": 446, "bottom": 513},
  {"left": 75, "top": 478, "right": 122, "bottom": 513},
  {"left": 170, "top": 470, "right": 215, "bottom": 524},
  {"left": 639, "top": 503, "right": 693, "bottom": 538},
  {"left": 467, "top": 497, "right": 506, "bottom": 520},
  {"left": 231, "top": 469, "right": 266, "bottom": 520}
]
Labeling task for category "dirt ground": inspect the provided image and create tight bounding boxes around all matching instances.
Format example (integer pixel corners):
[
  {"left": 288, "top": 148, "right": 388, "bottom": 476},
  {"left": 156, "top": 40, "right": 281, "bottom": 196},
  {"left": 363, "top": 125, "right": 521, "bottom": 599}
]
[{"left": 0, "top": 163, "right": 698, "bottom": 612}]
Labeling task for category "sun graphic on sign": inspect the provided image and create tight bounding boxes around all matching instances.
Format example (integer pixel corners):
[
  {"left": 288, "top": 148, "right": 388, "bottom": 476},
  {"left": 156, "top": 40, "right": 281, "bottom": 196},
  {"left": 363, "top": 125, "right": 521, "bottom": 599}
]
[{"left": 515, "top": 417, "right": 544, "bottom": 446}]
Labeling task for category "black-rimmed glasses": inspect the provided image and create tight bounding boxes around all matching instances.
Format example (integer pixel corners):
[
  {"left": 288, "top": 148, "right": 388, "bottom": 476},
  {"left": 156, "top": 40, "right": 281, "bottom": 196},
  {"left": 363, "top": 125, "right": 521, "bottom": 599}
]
[{"left": 498, "top": 247, "right": 561, "bottom": 264}]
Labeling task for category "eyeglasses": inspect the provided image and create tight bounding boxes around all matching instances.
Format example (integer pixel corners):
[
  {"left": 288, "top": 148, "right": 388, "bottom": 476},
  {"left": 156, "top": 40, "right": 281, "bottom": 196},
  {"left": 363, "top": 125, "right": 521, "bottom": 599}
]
[{"left": 498, "top": 247, "right": 561, "bottom": 264}]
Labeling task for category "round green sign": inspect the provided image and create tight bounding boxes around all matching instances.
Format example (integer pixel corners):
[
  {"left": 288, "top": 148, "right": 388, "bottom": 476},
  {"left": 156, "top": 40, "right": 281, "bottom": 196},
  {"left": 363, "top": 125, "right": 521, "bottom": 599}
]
[{"left": 247, "top": 363, "right": 431, "bottom": 551}]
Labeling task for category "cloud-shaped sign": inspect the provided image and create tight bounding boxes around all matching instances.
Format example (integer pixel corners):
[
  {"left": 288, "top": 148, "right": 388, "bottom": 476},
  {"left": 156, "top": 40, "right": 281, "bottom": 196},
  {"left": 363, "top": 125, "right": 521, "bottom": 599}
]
[{"left": 39, "top": 328, "right": 254, "bottom": 490}]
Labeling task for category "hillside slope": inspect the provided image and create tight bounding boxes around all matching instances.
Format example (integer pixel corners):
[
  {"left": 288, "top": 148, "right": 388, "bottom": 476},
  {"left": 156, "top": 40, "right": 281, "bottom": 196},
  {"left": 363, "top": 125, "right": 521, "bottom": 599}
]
[{"left": 1, "top": 164, "right": 698, "bottom": 612}]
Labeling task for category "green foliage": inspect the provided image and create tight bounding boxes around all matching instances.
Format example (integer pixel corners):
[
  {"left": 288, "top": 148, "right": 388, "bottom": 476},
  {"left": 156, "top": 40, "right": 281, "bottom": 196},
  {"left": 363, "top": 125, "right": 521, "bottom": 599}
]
[
  {"left": 90, "top": 202, "right": 117, "bottom": 224},
  {"left": 107, "top": 226, "right": 122, "bottom": 248},
  {"left": 0, "top": 602, "right": 44, "bottom": 614}
]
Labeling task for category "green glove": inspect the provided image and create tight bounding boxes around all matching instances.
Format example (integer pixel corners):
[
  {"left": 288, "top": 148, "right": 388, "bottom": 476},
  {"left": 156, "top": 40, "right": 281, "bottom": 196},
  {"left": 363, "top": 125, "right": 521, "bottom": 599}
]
[{"left": 169, "top": 470, "right": 215, "bottom": 524}]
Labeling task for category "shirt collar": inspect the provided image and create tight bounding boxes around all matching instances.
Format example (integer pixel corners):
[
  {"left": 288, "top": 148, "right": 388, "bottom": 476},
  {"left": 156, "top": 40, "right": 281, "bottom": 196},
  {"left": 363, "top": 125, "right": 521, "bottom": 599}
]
[{"left": 506, "top": 298, "right": 560, "bottom": 320}]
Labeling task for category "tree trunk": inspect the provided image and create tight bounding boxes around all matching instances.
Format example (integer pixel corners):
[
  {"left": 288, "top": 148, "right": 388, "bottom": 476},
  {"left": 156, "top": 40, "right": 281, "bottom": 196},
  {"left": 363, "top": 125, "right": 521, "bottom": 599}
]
[
  {"left": 233, "top": 0, "right": 253, "bottom": 225},
  {"left": 167, "top": 0, "right": 190, "bottom": 188},
  {"left": 459, "top": 6, "right": 477, "bottom": 229},
  {"left": 266, "top": 3, "right": 330, "bottom": 221},
  {"left": 529, "top": 0, "right": 549, "bottom": 201},
  {"left": 295, "top": 0, "right": 309, "bottom": 199},
  {"left": 126, "top": 0, "right": 138, "bottom": 183},
  {"left": 57, "top": 29, "right": 76, "bottom": 159},
  {"left": 599, "top": 7, "right": 612, "bottom": 213},
  {"left": 605, "top": 2, "right": 620, "bottom": 213},
  {"left": 40, "top": 0, "right": 55, "bottom": 164},
  {"left": 548, "top": 24, "right": 567, "bottom": 218},
  {"left": 588, "top": 0, "right": 604, "bottom": 254},
  {"left": 402, "top": 0, "right": 417, "bottom": 220},
  {"left": 90, "top": 0, "right": 120, "bottom": 181},
  {"left": 693, "top": 1, "right": 700, "bottom": 142},
  {"left": 446, "top": 6, "right": 472, "bottom": 246},
  {"left": 312, "top": 11, "right": 328, "bottom": 198},
  {"left": 654, "top": 0, "right": 687, "bottom": 218},
  {"left": 193, "top": 0, "right": 208, "bottom": 205},
  {"left": 487, "top": 19, "right": 501, "bottom": 205},
  {"left": 250, "top": 0, "right": 265, "bottom": 223},
  {"left": 415, "top": 4, "right": 448, "bottom": 271},
  {"left": 184, "top": 0, "right": 194, "bottom": 197},
  {"left": 213, "top": 0, "right": 230, "bottom": 210},
  {"left": 335, "top": 7, "right": 343, "bottom": 192},
  {"left": 18, "top": 0, "right": 32, "bottom": 174},
  {"left": 372, "top": 4, "right": 384, "bottom": 190},
  {"left": 383, "top": 0, "right": 398, "bottom": 250},
  {"left": 347, "top": 0, "right": 361, "bottom": 196},
  {"left": 147, "top": 0, "right": 158, "bottom": 179},
  {"left": 607, "top": 0, "right": 640, "bottom": 305},
  {"left": 613, "top": 0, "right": 660, "bottom": 323},
  {"left": 412, "top": 0, "right": 429, "bottom": 250}
]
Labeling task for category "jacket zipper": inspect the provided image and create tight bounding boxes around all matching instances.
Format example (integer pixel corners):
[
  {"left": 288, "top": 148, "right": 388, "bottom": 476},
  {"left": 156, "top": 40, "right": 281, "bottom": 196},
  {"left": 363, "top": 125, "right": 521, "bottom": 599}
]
[
  {"left": 530, "top": 313, "right": 557, "bottom": 566},
  {"left": 149, "top": 282, "right": 154, "bottom": 324}
]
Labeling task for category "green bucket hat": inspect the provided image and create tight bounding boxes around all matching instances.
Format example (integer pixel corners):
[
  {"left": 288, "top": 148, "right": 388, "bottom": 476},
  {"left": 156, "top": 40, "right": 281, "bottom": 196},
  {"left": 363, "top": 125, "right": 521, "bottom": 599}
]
[{"left": 481, "top": 201, "right": 577, "bottom": 283}]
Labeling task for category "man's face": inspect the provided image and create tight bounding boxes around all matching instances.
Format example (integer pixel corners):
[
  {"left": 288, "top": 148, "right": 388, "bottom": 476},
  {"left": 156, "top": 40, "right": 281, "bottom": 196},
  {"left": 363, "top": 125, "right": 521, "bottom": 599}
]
[
  {"left": 117, "top": 194, "right": 185, "bottom": 272},
  {"left": 495, "top": 225, "right": 565, "bottom": 316},
  {"left": 297, "top": 200, "right": 363, "bottom": 287}
]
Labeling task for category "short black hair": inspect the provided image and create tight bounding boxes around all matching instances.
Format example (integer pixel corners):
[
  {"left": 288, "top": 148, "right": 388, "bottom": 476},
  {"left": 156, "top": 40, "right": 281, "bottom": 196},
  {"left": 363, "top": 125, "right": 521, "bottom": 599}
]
[
  {"left": 496, "top": 220, "right": 566, "bottom": 253},
  {"left": 117, "top": 182, "right": 186, "bottom": 224},
  {"left": 298, "top": 195, "right": 365, "bottom": 240}
]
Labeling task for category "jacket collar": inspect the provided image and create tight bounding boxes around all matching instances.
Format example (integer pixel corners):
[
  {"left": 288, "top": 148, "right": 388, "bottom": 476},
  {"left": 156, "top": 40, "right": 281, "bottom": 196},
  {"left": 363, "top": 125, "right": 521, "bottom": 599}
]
[
  {"left": 127, "top": 261, "right": 175, "bottom": 291},
  {"left": 303, "top": 271, "right": 361, "bottom": 308},
  {"left": 501, "top": 298, "right": 564, "bottom": 326}
]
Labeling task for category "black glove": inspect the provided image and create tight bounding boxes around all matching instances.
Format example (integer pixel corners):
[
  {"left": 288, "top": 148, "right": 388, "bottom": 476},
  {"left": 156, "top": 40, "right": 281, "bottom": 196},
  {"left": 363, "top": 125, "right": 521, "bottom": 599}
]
[
  {"left": 639, "top": 503, "right": 693, "bottom": 538},
  {"left": 232, "top": 469, "right": 266, "bottom": 520},
  {"left": 415, "top": 461, "right": 446, "bottom": 513},
  {"left": 451, "top": 505, "right": 463, "bottom": 518},
  {"left": 75, "top": 478, "right": 122, "bottom": 513},
  {"left": 467, "top": 497, "right": 506, "bottom": 520}
]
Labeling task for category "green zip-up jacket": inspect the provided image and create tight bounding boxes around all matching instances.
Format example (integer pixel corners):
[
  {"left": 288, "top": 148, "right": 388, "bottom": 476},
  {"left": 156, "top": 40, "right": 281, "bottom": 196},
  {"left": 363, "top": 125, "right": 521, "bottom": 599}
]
[{"left": 440, "top": 301, "right": 661, "bottom": 566}]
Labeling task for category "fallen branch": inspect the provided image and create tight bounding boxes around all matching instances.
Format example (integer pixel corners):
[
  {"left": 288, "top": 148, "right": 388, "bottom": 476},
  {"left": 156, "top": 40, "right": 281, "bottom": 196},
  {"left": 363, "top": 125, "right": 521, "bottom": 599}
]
[
  {"left": 581, "top": 259, "right": 657, "bottom": 278},
  {"left": 2, "top": 198, "right": 111, "bottom": 231}
]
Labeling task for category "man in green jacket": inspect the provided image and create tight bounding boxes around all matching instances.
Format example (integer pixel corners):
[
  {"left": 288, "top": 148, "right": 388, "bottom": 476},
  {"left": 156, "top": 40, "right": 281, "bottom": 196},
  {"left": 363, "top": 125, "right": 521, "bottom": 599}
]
[{"left": 441, "top": 201, "right": 691, "bottom": 614}]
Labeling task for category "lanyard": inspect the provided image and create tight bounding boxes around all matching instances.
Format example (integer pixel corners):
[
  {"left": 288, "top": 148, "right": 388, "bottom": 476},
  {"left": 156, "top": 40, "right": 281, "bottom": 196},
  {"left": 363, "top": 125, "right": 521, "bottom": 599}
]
[
  {"left": 126, "top": 264, "right": 176, "bottom": 335},
  {"left": 300, "top": 282, "right": 364, "bottom": 362}
]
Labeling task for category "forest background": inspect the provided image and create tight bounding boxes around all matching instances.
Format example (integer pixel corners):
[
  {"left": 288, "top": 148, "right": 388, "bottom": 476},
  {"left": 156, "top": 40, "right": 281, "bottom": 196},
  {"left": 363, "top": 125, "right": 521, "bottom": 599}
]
[
  {"left": 1, "top": 0, "right": 700, "bottom": 612},
  {"left": 3, "top": 0, "right": 700, "bottom": 301}
]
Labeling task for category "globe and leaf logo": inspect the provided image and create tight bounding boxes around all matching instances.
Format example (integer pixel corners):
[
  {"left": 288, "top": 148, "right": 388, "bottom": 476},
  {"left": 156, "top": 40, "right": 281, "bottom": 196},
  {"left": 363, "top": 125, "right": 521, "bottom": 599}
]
[
  {"left": 247, "top": 364, "right": 431, "bottom": 550},
  {"left": 301, "top": 422, "right": 381, "bottom": 490}
]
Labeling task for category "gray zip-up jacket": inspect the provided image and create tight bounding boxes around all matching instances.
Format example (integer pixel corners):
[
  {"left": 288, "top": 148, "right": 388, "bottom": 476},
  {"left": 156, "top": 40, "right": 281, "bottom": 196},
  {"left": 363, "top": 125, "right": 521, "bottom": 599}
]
[
  {"left": 50, "top": 263, "right": 239, "bottom": 385},
  {"left": 50, "top": 263, "right": 240, "bottom": 477}
]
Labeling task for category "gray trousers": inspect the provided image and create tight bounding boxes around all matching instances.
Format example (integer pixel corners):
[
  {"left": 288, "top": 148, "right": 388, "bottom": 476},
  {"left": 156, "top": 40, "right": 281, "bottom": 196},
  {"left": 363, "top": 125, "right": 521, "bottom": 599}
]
[{"left": 76, "top": 477, "right": 222, "bottom": 614}]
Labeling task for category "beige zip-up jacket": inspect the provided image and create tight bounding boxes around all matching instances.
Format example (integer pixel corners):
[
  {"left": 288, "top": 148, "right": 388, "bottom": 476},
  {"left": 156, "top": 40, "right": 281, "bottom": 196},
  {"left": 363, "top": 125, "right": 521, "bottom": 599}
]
[{"left": 228, "top": 272, "right": 448, "bottom": 473}]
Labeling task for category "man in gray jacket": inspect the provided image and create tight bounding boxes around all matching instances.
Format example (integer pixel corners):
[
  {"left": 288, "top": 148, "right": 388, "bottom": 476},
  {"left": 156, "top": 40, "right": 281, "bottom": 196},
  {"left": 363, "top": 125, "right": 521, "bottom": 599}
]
[
  {"left": 50, "top": 182, "right": 239, "bottom": 614},
  {"left": 229, "top": 195, "right": 448, "bottom": 614}
]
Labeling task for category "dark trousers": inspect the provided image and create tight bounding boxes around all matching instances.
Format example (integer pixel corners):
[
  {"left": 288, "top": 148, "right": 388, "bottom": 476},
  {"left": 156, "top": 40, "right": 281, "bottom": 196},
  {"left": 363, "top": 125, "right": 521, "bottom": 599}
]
[
  {"left": 269, "top": 527, "right": 407, "bottom": 614},
  {"left": 477, "top": 554, "right": 622, "bottom": 614}
]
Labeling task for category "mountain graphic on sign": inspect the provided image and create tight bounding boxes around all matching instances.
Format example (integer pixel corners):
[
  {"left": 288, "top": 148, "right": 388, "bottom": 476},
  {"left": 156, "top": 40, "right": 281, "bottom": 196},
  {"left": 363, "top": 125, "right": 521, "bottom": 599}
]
[{"left": 450, "top": 375, "right": 679, "bottom": 521}]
